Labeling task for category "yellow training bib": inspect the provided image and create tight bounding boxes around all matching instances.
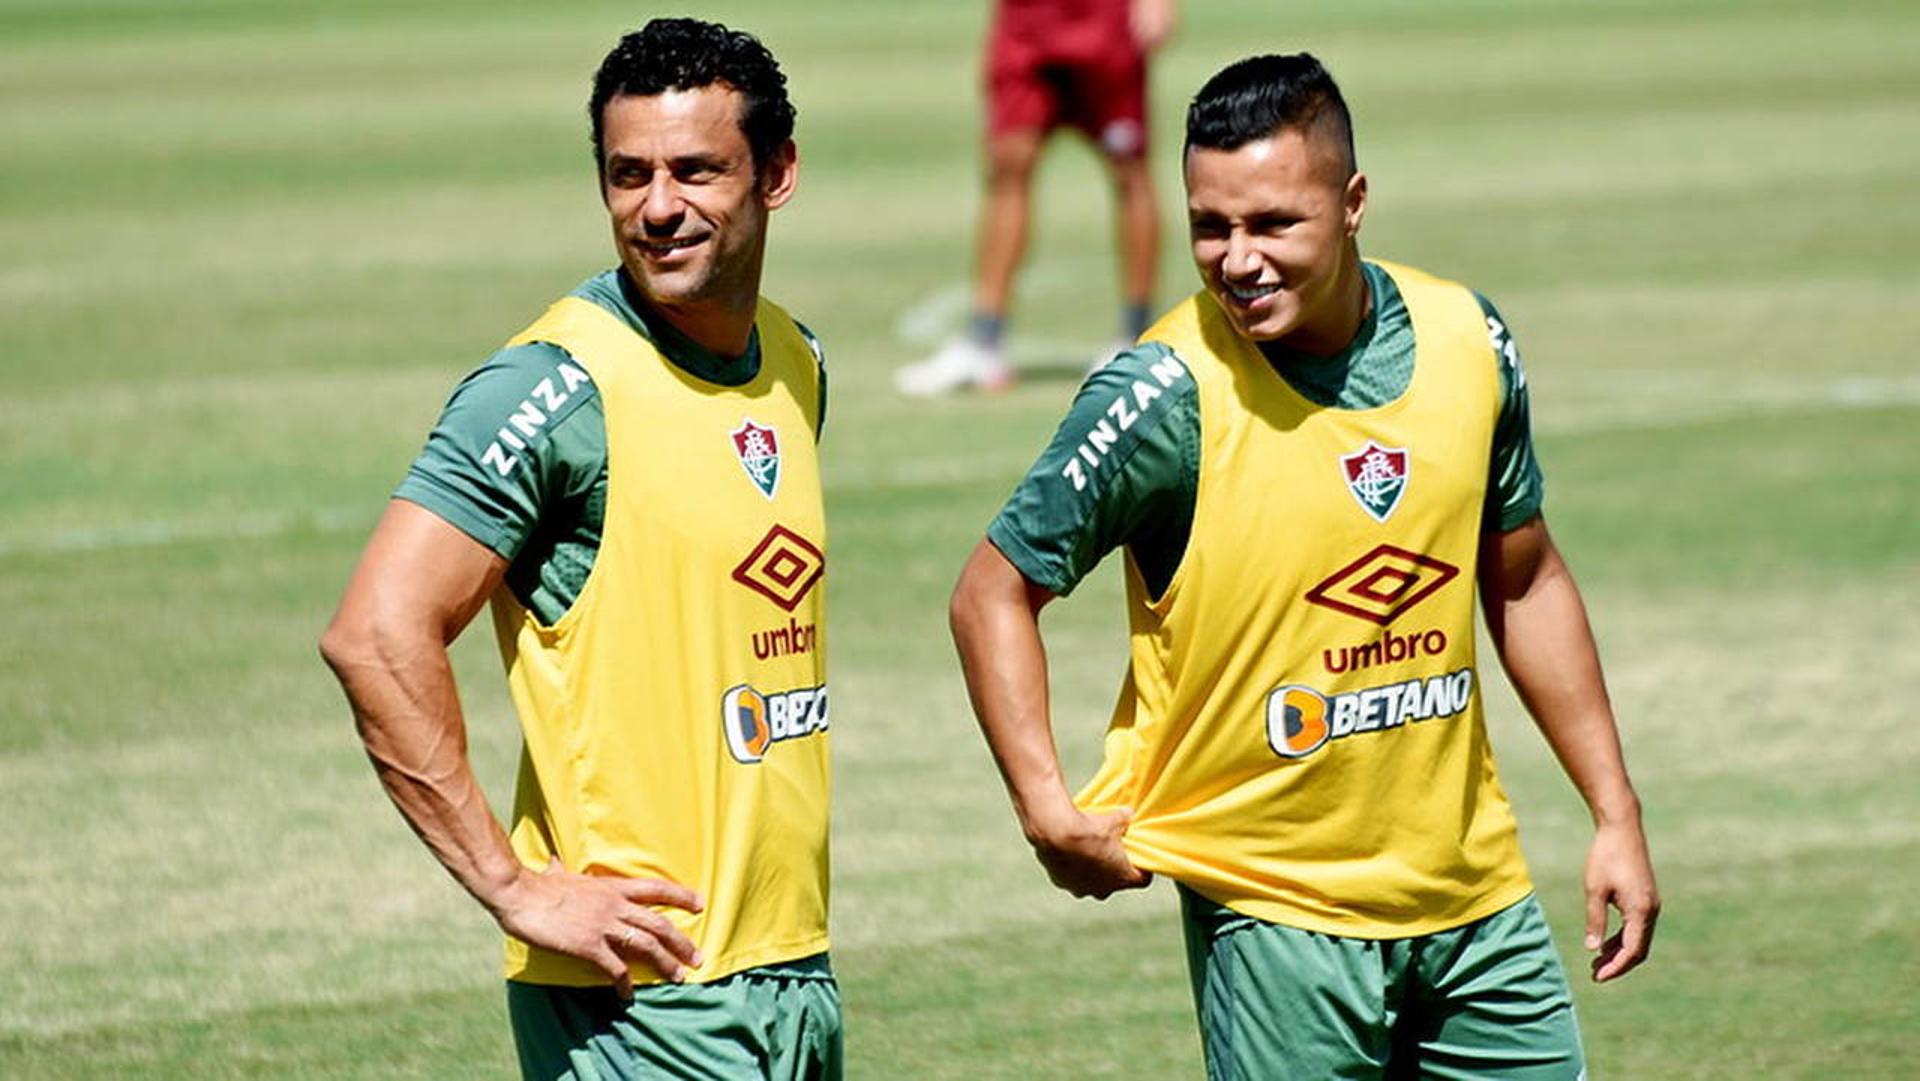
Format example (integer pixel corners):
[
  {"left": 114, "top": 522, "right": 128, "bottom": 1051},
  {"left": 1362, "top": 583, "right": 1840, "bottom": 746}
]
[
  {"left": 492, "top": 296, "right": 830, "bottom": 985},
  {"left": 1077, "top": 261, "right": 1533, "bottom": 938}
]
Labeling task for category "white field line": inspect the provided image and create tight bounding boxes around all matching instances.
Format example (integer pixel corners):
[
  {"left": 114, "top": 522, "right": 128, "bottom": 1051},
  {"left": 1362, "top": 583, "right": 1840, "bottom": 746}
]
[
  {"left": 893, "top": 282, "right": 970, "bottom": 345},
  {"left": 892, "top": 270, "right": 1077, "bottom": 346},
  {"left": 3, "top": 374, "right": 1917, "bottom": 560}
]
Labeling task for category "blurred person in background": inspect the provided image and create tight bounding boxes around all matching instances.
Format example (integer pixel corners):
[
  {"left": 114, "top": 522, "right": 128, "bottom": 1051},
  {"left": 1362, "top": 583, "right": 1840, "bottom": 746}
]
[{"left": 896, "top": 0, "right": 1177, "bottom": 395}]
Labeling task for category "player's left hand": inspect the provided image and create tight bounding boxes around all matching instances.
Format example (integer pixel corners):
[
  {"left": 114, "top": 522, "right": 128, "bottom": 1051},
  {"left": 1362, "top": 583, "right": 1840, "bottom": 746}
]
[{"left": 1583, "top": 819, "right": 1660, "bottom": 982}]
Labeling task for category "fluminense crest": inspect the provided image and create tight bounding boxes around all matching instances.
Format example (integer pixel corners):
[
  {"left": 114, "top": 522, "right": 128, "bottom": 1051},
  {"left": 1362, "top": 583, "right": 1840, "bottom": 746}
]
[
  {"left": 1339, "top": 440, "right": 1409, "bottom": 522},
  {"left": 731, "top": 419, "right": 781, "bottom": 499}
]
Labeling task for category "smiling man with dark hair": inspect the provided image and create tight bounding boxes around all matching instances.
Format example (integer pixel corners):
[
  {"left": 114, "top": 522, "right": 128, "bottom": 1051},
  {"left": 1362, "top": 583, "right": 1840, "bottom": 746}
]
[
  {"left": 321, "top": 19, "right": 840, "bottom": 1080},
  {"left": 952, "top": 51, "right": 1659, "bottom": 1080}
]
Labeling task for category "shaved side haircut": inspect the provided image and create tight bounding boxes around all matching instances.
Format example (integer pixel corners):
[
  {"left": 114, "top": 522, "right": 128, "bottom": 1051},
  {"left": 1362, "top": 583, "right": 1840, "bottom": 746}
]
[{"left": 1184, "top": 53, "right": 1356, "bottom": 178}]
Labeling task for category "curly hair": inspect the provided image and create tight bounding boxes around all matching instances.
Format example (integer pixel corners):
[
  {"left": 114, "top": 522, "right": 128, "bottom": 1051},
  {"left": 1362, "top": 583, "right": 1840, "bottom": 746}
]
[{"left": 589, "top": 18, "right": 796, "bottom": 171}]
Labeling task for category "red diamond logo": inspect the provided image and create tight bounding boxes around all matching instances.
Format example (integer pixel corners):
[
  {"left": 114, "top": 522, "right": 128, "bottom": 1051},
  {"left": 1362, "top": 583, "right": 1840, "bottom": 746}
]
[
  {"left": 1303, "top": 544, "right": 1458, "bottom": 625},
  {"left": 731, "top": 525, "right": 824, "bottom": 612}
]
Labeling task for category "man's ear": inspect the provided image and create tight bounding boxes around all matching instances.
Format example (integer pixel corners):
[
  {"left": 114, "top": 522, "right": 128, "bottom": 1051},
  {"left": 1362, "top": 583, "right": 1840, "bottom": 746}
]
[
  {"left": 1343, "top": 170, "right": 1368, "bottom": 238},
  {"left": 761, "top": 139, "right": 799, "bottom": 209}
]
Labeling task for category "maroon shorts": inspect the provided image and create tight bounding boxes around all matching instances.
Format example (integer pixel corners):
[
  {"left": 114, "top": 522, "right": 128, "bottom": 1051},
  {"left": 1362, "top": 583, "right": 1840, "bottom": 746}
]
[{"left": 986, "top": 1, "right": 1147, "bottom": 158}]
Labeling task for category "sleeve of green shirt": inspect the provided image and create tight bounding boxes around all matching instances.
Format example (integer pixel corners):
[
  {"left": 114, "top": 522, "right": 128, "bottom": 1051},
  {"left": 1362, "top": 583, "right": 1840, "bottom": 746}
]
[
  {"left": 795, "top": 320, "right": 828, "bottom": 439},
  {"left": 392, "top": 341, "right": 604, "bottom": 562},
  {"left": 985, "top": 344, "right": 1200, "bottom": 599},
  {"left": 1475, "top": 293, "right": 1546, "bottom": 531}
]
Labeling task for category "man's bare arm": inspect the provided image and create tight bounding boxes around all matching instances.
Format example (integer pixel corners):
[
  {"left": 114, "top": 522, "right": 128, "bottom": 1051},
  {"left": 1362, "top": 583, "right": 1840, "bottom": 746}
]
[
  {"left": 1480, "top": 515, "right": 1659, "bottom": 982},
  {"left": 319, "top": 500, "right": 702, "bottom": 993},
  {"left": 950, "top": 539, "right": 1149, "bottom": 899}
]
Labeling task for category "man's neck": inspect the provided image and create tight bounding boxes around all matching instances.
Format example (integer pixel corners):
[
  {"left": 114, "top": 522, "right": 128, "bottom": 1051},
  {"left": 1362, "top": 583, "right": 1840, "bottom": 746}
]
[{"left": 649, "top": 295, "right": 758, "bottom": 360}]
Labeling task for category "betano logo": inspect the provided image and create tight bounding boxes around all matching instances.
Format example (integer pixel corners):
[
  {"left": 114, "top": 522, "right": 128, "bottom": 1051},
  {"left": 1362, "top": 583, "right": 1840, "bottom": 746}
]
[
  {"left": 1266, "top": 668, "right": 1475, "bottom": 759},
  {"left": 721, "top": 683, "right": 828, "bottom": 764}
]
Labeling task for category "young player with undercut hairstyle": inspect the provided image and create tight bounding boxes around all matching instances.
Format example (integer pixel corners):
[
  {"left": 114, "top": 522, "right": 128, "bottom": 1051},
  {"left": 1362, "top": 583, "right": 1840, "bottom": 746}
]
[
  {"left": 323, "top": 19, "right": 839, "bottom": 1079},
  {"left": 951, "top": 53, "right": 1659, "bottom": 1079}
]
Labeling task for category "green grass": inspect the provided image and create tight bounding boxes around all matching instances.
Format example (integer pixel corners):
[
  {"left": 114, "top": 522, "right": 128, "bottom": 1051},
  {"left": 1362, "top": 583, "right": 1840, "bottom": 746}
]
[{"left": 3, "top": 0, "right": 1917, "bottom": 1077}]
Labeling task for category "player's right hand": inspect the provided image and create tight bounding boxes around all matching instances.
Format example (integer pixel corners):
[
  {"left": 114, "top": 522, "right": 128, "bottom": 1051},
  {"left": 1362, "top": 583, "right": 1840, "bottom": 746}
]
[
  {"left": 489, "top": 859, "right": 705, "bottom": 997},
  {"left": 1028, "top": 806, "right": 1153, "bottom": 900}
]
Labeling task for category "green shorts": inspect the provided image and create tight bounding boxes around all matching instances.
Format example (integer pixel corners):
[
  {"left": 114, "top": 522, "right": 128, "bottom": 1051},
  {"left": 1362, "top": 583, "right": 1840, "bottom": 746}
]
[
  {"left": 506, "top": 954, "right": 842, "bottom": 1081},
  {"left": 1182, "top": 890, "right": 1584, "bottom": 1081}
]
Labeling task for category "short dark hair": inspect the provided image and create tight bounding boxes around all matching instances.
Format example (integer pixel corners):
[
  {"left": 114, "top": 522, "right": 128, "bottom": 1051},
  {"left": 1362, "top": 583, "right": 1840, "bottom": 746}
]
[
  {"left": 1185, "top": 53, "right": 1355, "bottom": 176},
  {"left": 589, "top": 18, "right": 796, "bottom": 171}
]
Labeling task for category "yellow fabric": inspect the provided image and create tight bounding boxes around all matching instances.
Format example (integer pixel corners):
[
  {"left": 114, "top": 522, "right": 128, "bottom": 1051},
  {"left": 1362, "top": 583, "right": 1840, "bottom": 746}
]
[
  {"left": 491, "top": 296, "right": 830, "bottom": 986},
  {"left": 1077, "top": 260, "right": 1533, "bottom": 938}
]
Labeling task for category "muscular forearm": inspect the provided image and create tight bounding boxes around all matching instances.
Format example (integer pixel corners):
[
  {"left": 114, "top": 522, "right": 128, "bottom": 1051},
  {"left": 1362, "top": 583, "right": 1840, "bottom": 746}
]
[
  {"left": 950, "top": 540, "right": 1149, "bottom": 898},
  {"left": 323, "top": 626, "right": 526, "bottom": 914},
  {"left": 325, "top": 624, "right": 706, "bottom": 987},
  {"left": 950, "top": 542, "right": 1077, "bottom": 838},
  {"left": 319, "top": 501, "right": 707, "bottom": 987},
  {"left": 319, "top": 501, "right": 527, "bottom": 918}
]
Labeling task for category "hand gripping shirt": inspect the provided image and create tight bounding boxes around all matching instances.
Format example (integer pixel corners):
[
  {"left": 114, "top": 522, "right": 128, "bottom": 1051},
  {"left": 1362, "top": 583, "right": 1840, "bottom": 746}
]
[
  {"left": 989, "top": 260, "right": 1540, "bottom": 938},
  {"left": 397, "top": 271, "right": 830, "bottom": 986}
]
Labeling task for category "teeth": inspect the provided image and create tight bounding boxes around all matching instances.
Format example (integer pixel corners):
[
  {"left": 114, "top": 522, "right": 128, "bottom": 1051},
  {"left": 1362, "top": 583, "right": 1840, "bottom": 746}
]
[
  {"left": 643, "top": 236, "right": 703, "bottom": 253},
  {"left": 1229, "top": 283, "right": 1279, "bottom": 302}
]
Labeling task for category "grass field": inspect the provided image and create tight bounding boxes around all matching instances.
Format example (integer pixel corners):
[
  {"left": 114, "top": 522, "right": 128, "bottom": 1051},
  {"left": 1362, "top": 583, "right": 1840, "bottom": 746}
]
[{"left": 3, "top": 0, "right": 1918, "bottom": 1077}]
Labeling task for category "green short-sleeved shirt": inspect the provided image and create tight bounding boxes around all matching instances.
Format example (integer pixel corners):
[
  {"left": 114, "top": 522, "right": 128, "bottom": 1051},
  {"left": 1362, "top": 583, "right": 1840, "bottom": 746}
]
[
  {"left": 394, "top": 269, "right": 826, "bottom": 624},
  {"left": 987, "top": 261, "right": 1542, "bottom": 599}
]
